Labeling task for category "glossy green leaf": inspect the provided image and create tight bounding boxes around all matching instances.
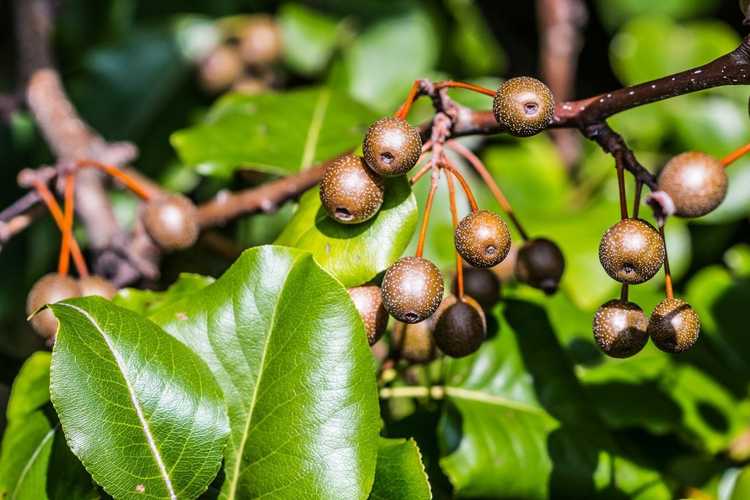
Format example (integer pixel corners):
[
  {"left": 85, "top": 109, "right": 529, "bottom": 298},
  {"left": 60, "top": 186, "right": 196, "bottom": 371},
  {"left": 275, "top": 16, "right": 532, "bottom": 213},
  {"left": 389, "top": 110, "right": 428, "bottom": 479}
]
[
  {"left": 49, "top": 297, "right": 229, "bottom": 500},
  {"left": 279, "top": 3, "right": 342, "bottom": 76},
  {"left": 150, "top": 246, "right": 380, "bottom": 499},
  {"left": 171, "top": 87, "right": 377, "bottom": 178},
  {"left": 369, "top": 438, "right": 431, "bottom": 500},
  {"left": 113, "top": 273, "right": 215, "bottom": 316},
  {"left": 0, "top": 352, "right": 97, "bottom": 500},
  {"left": 438, "top": 299, "right": 670, "bottom": 499},
  {"left": 275, "top": 178, "right": 418, "bottom": 287}
]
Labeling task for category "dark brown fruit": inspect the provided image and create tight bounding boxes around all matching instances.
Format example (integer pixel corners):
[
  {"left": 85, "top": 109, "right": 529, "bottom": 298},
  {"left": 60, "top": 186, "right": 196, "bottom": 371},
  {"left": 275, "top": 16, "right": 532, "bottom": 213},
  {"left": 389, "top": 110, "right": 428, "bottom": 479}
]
[
  {"left": 238, "top": 15, "right": 283, "bottom": 65},
  {"left": 433, "top": 296, "right": 486, "bottom": 358},
  {"left": 514, "top": 238, "right": 565, "bottom": 294},
  {"left": 593, "top": 300, "right": 648, "bottom": 358},
  {"left": 658, "top": 152, "right": 728, "bottom": 218},
  {"left": 493, "top": 77, "right": 555, "bottom": 137},
  {"left": 598, "top": 218, "right": 664, "bottom": 285},
  {"left": 26, "top": 273, "right": 81, "bottom": 339},
  {"left": 362, "top": 117, "right": 422, "bottom": 176},
  {"left": 320, "top": 154, "right": 385, "bottom": 224},
  {"left": 453, "top": 267, "right": 501, "bottom": 311},
  {"left": 648, "top": 297, "right": 700, "bottom": 353},
  {"left": 348, "top": 285, "right": 388, "bottom": 345},
  {"left": 143, "top": 194, "right": 200, "bottom": 251},
  {"left": 381, "top": 256, "right": 444, "bottom": 324},
  {"left": 78, "top": 276, "right": 117, "bottom": 299},
  {"left": 455, "top": 210, "right": 511, "bottom": 268},
  {"left": 391, "top": 321, "right": 437, "bottom": 363},
  {"left": 199, "top": 45, "right": 243, "bottom": 93}
]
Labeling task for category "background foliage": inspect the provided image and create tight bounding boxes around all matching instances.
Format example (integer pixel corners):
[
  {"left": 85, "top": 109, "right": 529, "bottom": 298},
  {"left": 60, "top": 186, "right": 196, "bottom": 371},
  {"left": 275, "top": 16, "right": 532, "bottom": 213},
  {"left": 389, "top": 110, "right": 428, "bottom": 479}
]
[{"left": 2, "top": 0, "right": 750, "bottom": 498}]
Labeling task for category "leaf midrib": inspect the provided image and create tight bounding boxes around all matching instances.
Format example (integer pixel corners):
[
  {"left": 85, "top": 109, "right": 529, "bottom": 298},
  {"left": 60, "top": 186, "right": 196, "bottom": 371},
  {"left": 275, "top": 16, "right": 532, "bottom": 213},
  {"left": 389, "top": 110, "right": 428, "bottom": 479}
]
[{"left": 299, "top": 88, "right": 331, "bottom": 170}]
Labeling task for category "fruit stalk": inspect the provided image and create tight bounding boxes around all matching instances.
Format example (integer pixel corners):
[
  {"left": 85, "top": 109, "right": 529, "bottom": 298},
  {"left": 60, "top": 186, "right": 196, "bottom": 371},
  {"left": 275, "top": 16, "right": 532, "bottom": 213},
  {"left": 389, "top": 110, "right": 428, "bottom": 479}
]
[{"left": 445, "top": 171, "right": 464, "bottom": 300}]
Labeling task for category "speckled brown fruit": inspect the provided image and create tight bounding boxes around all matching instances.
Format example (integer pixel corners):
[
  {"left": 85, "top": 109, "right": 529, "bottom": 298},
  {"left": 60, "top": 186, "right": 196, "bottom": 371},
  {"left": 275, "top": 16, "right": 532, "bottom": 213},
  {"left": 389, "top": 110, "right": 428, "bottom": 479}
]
[
  {"left": 199, "top": 45, "right": 243, "bottom": 93},
  {"left": 658, "top": 152, "right": 728, "bottom": 218},
  {"left": 598, "top": 218, "right": 664, "bottom": 285},
  {"left": 391, "top": 321, "right": 437, "bottom": 363},
  {"left": 648, "top": 297, "right": 700, "bottom": 353},
  {"left": 453, "top": 267, "right": 501, "bottom": 311},
  {"left": 320, "top": 154, "right": 385, "bottom": 224},
  {"left": 493, "top": 77, "right": 555, "bottom": 137},
  {"left": 593, "top": 300, "right": 648, "bottom": 358},
  {"left": 26, "top": 273, "right": 81, "bottom": 339},
  {"left": 143, "top": 194, "right": 200, "bottom": 251},
  {"left": 78, "top": 276, "right": 117, "bottom": 299},
  {"left": 348, "top": 285, "right": 388, "bottom": 345},
  {"left": 454, "top": 210, "right": 511, "bottom": 268},
  {"left": 362, "top": 117, "right": 422, "bottom": 177},
  {"left": 433, "top": 296, "right": 486, "bottom": 358},
  {"left": 381, "top": 256, "right": 444, "bottom": 324},
  {"left": 514, "top": 238, "right": 565, "bottom": 294},
  {"left": 238, "top": 15, "right": 282, "bottom": 65}
]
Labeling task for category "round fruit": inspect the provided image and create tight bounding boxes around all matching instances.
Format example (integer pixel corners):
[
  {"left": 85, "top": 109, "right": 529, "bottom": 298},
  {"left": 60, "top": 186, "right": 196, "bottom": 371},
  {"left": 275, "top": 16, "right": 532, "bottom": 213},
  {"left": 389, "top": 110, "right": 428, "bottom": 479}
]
[
  {"left": 514, "top": 238, "right": 565, "bottom": 294},
  {"left": 493, "top": 77, "right": 555, "bottom": 137},
  {"left": 455, "top": 210, "right": 511, "bottom": 268},
  {"left": 362, "top": 117, "right": 422, "bottom": 176},
  {"left": 592, "top": 300, "right": 648, "bottom": 358},
  {"left": 348, "top": 285, "right": 388, "bottom": 345},
  {"left": 198, "top": 45, "right": 243, "bottom": 93},
  {"left": 598, "top": 218, "right": 664, "bottom": 285},
  {"left": 26, "top": 273, "right": 81, "bottom": 339},
  {"left": 238, "top": 15, "right": 282, "bottom": 65},
  {"left": 78, "top": 275, "right": 117, "bottom": 299},
  {"left": 657, "top": 152, "right": 728, "bottom": 218},
  {"left": 453, "top": 267, "right": 500, "bottom": 311},
  {"left": 648, "top": 297, "right": 700, "bottom": 353},
  {"left": 320, "top": 154, "right": 385, "bottom": 224},
  {"left": 433, "top": 296, "right": 486, "bottom": 358},
  {"left": 143, "top": 194, "right": 200, "bottom": 251},
  {"left": 391, "top": 321, "right": 437, "bottom": 363},
  {"left": 381, "top": 256, "right": 444, "bottom": 324}
]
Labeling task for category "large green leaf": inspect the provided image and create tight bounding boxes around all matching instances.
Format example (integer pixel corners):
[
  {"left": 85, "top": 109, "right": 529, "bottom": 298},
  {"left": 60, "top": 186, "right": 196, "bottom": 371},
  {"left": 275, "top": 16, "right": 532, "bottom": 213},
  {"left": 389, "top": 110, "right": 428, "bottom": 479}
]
[
  {"left": 49, "top": 297, "right": 229, "bottom": 500},
  {"left": 438, "top": 299, "right": 671, "bottom": 499},
  {"left": 150, "top": 246, "right": 380, "bottom": 499},
  {"left": 369, "top": 438, "right": 431, "bottom": 500},
  {"left": 275, "top": 178, "right": 418, "bottom": 287},
  {"left": 0, "top": 352, "right": 97, "bottom": 500},
  {"left": 171, "top": 87, "right": 378, "bottom": 178}
]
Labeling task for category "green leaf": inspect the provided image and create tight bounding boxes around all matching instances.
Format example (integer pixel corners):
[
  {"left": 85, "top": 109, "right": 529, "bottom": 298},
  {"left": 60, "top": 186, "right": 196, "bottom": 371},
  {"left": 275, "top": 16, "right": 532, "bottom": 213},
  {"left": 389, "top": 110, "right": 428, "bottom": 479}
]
[
  {"left": 279, "top": 3, "right": 342, "bottom": 76},
  {"left": 595, "top": 0, "right": 720, "bottom": 31},
  {"left": 113, "top": 273, "right": 215, "bottom": 316},
  {"left": 731, "top": 466, "right": 750, "bottom": 500},
  {"left": 150, "top": 246, "right": 380, "bottom": 499},
  {"left": 171, "top": 87, "right": 378, "bottom": 178},
  {"left": 49, "top": 297, "right": 229, "bottom": 500},
  {"left": 369, "top": 438, "right": 431, "bottom": 500},
  {"left": 437, "top": 299, "right": 671, "bottom": 499},
  {"left": 275, "top": 178, "right": 418, "bottom": 287},
  {"left": 0, "top": 352, "right": 97, "bottom": 500}
]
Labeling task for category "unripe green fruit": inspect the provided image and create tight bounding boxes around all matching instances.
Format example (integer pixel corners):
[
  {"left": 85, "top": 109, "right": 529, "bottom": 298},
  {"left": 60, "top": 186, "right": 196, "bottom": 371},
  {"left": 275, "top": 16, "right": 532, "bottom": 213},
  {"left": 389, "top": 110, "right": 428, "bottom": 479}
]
[
  {"left": 648, "top": 297, "right": 700, "bottom": 353},
  {"left": 320, "top": 154, "right": 385, "bottom": 224},
  {"left": 348, "top": 285, "right": 388, "bottom": 345},
  {"left": 363, "top": 117, "right": 422, "bottom": 176},
  {"left": 598, "top": 218, "right": 664, "bottom": 285},
  {"left": 391, "top": 321, "right": 437, "bottom": 364},
  {"left": 238, "top": 15, "right": 283, "bottom": 65},
  {"left": 78, "top": 275, "right": 118, "bottom": 300},
  {"left": 593, "top": 299, "right": 648, "bottom": 358},
  {"left": 433, "top": 295, "right": 486, "bottom": 358},
  {"left": 381, "top": 256, "right": 444, "bottom": 324},
  {"left": 26, "top": 273, "right": 81, "bottom": 339},
  {"left": 514, "top": 238, "right": 565, "bottom": 294},
  {"left": 493, "top": 77, "right": 555, "bottom": 137},
  {"left": 199, "top": 45, "right": 243, "bottom": 93},
  {"left": 453, "top": 267, "right": 501, "bottom": 311},
  {"left": 143, "top": 194, "right": 200, "bottom": 251},
  {"left": 455, "top": 210, "right": 511, "bottom": 268},
  {"left": 658, "top": 152, "right": 728, "bottom": 218}
]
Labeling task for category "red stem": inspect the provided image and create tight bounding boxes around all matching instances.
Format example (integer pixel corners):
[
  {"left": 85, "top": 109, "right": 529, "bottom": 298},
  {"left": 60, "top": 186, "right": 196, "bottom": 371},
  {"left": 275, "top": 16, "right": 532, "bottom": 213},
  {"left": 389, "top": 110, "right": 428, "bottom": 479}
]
[
  {"left": 76, "top": 159, "right": 152, "bottom": 200},
  {"left": 721, "top": 142, "right": 750, "bottom": 167},
  {"left": 659, "top": 225, "right": 673, "bottom": 300},
  {"left": 415, "top": 171, "right": 439, "bottom": 257},
  {"left": 445, "top": 171, "right": 464, "bottom": 300}
]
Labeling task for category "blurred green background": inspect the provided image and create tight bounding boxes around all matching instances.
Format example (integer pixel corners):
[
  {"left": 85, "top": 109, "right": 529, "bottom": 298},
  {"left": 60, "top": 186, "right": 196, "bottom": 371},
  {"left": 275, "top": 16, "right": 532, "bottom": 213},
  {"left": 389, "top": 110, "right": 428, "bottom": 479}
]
[{"left": 2, "top": 0, "right": 750, "bottom": 498}]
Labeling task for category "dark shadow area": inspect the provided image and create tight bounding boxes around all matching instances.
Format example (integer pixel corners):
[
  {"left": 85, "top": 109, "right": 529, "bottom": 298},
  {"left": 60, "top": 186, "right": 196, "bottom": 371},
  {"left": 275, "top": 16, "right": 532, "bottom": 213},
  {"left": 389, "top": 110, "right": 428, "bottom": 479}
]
[
  {"left": 696, "top": 401, "right": 730, "bottom": 433},
  {"left": 567, "top": 337, "right": 605, "bottom": 367}
]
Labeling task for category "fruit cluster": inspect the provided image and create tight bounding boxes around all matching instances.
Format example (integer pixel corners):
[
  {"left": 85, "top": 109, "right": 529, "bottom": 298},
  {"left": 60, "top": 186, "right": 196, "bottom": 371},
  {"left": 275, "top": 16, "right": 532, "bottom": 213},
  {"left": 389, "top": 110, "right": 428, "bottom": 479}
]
[{"left": 322, "top": 77, "right": 565, "bottom": 359}]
